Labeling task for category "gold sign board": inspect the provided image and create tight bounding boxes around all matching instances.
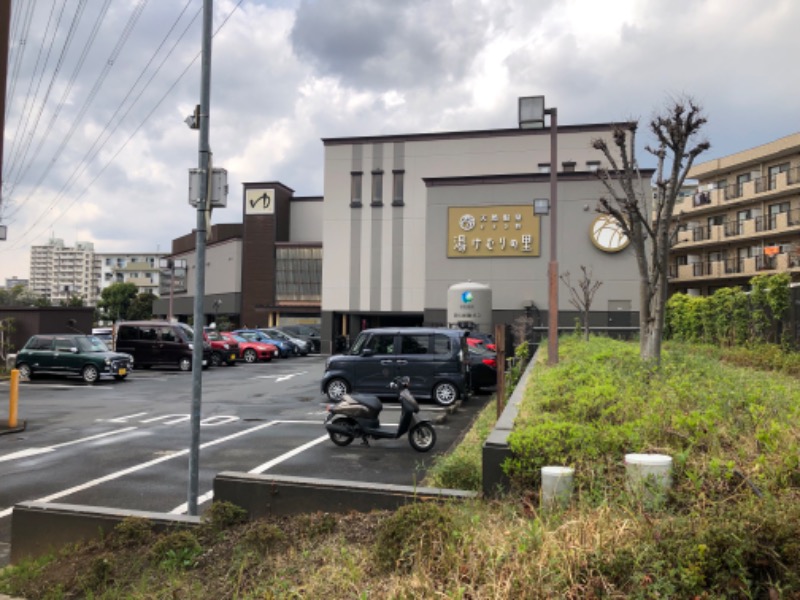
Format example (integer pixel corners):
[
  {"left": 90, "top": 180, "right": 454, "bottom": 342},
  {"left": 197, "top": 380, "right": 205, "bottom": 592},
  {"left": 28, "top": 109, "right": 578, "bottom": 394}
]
[{"left": 448, "top": 205, "right": 540, "bottom": 258}]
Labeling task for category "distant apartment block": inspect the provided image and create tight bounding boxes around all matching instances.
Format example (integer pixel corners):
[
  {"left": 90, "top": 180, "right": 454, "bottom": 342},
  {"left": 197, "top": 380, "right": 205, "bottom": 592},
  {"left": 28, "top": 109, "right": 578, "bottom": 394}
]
[
  {"left": 29, "top": 239, "right": 96, "bottom": 304},
  {"left": 5, "top": 277, "right": 28, "bottom": 290},
  {"left": 670, "top": 132, "right": 800, "bottom": 295},
  {"left": 94, "top": 253, "right": 164, "bottom": 301}
]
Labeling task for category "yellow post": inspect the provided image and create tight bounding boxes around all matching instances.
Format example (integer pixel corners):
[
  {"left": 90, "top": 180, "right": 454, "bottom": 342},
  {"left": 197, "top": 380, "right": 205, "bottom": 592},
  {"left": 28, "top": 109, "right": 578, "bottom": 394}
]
[{"left": 9, "top": 368, "right": 19, "bottom": 428}]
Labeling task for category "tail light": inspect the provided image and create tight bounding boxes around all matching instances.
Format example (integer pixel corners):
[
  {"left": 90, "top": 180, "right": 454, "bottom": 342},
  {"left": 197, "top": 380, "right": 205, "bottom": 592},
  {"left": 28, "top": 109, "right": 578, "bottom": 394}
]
[{"left": 483, "top": 358, "right": 497, "bottom": 369}]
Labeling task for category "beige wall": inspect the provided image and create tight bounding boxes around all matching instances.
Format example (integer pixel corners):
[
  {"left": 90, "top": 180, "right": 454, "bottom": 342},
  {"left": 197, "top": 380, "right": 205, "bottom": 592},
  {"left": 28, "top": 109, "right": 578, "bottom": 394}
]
[{"left": 322, "top": 126, "right": 617, "bottom": 314}]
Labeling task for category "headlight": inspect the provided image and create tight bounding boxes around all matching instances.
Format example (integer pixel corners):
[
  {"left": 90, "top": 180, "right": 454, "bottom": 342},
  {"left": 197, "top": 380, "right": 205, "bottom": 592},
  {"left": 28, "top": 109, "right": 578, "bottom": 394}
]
[
  {"left": 223, "top": 343, "right": 229, "bottom": 349},
  {"left": 188, "top": 343, "right": 194, "bottom": 350},
  {"left": 105, "top": 357, "right": 111, "bottom": 365}
]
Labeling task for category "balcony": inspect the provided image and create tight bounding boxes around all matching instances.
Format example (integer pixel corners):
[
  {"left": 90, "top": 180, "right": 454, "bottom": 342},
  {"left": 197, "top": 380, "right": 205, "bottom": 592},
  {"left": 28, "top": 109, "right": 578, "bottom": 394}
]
[{"left": 678, "top": 166, "right": 800, "bottom": 219}]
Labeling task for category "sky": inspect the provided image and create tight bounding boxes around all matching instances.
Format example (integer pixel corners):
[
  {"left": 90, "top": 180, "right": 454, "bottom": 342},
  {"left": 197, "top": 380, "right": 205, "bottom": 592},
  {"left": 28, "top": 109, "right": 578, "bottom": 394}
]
[{"left": 1, "top": 0, "right": 798, "bottom": 284}]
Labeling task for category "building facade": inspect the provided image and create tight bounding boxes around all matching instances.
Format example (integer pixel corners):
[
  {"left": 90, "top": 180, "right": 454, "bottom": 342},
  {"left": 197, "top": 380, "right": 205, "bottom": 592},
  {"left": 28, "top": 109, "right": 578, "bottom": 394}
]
[
  {"left": 670, "top": 132, "right": 800, "bottom": 295},
  {"left": 94, "top": 253, "right": 164, "bottom": 302},
  {"left": 319, "top": 120, "right": 647, "bottom": 352},
  {"left": 29, "top": 239, "right": 96, "bottom": 305}
]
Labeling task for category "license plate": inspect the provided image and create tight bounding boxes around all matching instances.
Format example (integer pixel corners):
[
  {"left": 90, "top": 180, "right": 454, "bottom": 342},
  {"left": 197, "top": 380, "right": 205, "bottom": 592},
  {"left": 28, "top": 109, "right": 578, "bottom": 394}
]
[
  {"left": 118, "top": 368, "right": 127, "bottom": 376},
  {"left": 229, "top": 354, "right": 237, "bottom": 361},
  {"left": 203, "top": 360, "right": 208, "bottom": 366}
]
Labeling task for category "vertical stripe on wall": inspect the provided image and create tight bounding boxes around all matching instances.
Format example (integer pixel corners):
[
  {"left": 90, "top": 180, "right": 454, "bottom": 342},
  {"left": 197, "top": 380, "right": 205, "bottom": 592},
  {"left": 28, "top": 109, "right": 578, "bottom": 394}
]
[
  {"left": 371, "top": 208, "right": 382, "bottom": 309},
  {"left": 391, "top": 142, "right": 405, "bottom": 311},
  {"left": 349, "top": 144, "right": 363, "bottom": 311}
]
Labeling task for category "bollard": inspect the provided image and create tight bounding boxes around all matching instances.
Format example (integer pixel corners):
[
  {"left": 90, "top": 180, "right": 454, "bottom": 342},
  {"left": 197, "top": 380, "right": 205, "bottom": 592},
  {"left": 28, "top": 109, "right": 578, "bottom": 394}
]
[
  {"left": 540, "top": 466, "right": 574, "bottom": 508},
  {"left": 9, "top": 368, "right": 19, "bottom": 428}
]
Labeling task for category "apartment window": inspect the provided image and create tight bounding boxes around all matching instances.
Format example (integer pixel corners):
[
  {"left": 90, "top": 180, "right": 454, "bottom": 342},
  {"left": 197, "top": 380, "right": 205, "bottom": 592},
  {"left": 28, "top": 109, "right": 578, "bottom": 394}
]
[
  {"left": 538, "top": 163, "right": 551, "bottom": 174},
  {"left": 768, "top": 163, "right": 789, "bottom": 190},
  {"left": 105, "top": 258, "right": 111, "bottom": 266},
  {"left": 371, "top": 169, "right": 384, "bottom": 206},
  {"left": 768, "top": 202, "right": 790, "bottom": 228},
  {"left": 350, "top": 171, "right": 363, "bottom": 208},
  {"left": 586, "top": 160, "right": 601, "bottom": 172},
  {"left": 707, "top": 215, "right": 724, "bottom": 227},
  {"left": 392, "top": 170, "right": 405, "bottom": 206},
  {"left": 736, "top": 173, "right": 751, "bottom": 196}
]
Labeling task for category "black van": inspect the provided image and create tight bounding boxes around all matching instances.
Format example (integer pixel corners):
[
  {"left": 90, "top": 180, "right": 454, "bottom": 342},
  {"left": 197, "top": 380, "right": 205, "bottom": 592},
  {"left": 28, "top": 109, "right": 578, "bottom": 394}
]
[
  {"left": 115, "top": 321, "right": 211, "bottom": 371},
  {"left": 320, "top": 327, "right": 470, "bottom": 406}
]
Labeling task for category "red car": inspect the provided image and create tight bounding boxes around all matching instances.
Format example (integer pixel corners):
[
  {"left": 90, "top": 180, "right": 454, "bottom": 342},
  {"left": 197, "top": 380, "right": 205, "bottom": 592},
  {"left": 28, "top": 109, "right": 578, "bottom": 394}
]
[
  {"left": 467, "top": 336, "right": 496, "bottom": 352},
  {"left": 221, "top": 331, "right": 278, "bottom": 363},
  {"left": 204, "top": 330, "right": 239, "bottom": 366}
]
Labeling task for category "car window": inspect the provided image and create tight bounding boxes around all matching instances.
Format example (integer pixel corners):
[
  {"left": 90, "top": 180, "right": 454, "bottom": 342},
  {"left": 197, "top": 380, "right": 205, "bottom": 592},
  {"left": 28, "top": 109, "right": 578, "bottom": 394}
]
[
  {"left": 28, "top": 336, "right": 53, "bottom": 350},
  {"left": 159, "top": 327, "right": 177, "bottom": 342},
  {"left": 78, "top": 336, "right": 109, "bottom": 352},
  {"left": 400, "top": 334, "right": 429, "bottom": 355},
  {"left": 178, "top": 324, "right": 194, "bottom": 342},
  {"left": 54, "top": 337, "right": 75, "bottom": 351},
  {"left": 365, "top": 334, "right": 394, "bottom": 355},
  {"left": 433, "top": 334, "right": 453, "bottom": 355}
]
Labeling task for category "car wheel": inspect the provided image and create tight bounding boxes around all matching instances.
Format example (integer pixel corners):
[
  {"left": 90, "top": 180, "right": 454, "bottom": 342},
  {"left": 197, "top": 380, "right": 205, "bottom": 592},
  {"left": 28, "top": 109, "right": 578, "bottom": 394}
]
[
  {"left": 211, "top": 352, "right": 222, "bottom": 367},
  {"left": 432, "top": 382, "right": 458, "bottom": 407},
  {"left": 82, "top": 364, "right": 100, "bottom": 384},
  {"left": 243, "top": 349, "right": 257, "bottom": 363},
  {"left": 17, "top": 363, "right": 33, "bottom": 380},
  {"left": 326, "top": 378, "right": 349, "bottom": 402},
  {"left": 179, "top": 357, "right": 192, "bottom": 371}
]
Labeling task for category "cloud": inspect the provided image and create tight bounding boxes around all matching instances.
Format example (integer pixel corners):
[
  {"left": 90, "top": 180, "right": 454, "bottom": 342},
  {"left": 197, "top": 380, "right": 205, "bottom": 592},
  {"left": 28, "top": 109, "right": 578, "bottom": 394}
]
[{"left": 2, "top": 0, "right": 800, "bottom": 285}]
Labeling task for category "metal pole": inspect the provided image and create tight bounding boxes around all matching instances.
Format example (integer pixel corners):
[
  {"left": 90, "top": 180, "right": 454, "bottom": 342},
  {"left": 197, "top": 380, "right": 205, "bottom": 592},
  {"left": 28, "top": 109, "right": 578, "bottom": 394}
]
[
  {"left": 168, "top": 263, "right": 175, "bottom": 323},
  {"left": 547, "top": 108, "right": 559, "bottom": 365},
  {"left": 188, "top": 0, "right": 213, "bottom": 516}
]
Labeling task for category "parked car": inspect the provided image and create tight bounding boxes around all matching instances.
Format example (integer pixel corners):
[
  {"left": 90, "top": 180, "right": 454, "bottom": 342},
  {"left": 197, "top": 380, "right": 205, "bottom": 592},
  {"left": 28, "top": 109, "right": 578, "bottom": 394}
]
[
  {"left": 91, "top": 327, "right": 113, "bottom": 345},
  {"left": 467, "top": 345, "right": 497, "bottom": 392},
  {"left": 466, "top": 331, "right": 496, "bottom": 351},
  {"left": 115, "top": 321, "right": 211, "bottom": 371},
  {"left": 260, "top": 328, "right": 309, "bottom": 356},
  {"left": 277, "top": 324, "right": 321, "bottom": 353},
  {"left": 15, "top": 334, "right": 134, "bottom": 384},
  {"left": 204, "top": 330, "right": 239, "bottom": 366},
  {"left": 233, "top": 329, "right": 292, "bottom": 358},
  {"left": 321, "top": 327, "right": 470, "bottom": 406},
  {"left": 220, "top": 331, "right": 277, "bottom": 363}
]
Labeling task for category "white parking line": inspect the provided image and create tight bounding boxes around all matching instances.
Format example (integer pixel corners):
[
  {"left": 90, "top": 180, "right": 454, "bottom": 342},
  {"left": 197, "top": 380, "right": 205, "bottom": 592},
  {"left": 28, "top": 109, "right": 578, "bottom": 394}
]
[
  {"left": 169, "top": 433, "right": 329, "bottom": 514},
  {"left": 0, "top": 421, "right": 279, "bottom": 519},
  {"left": 0, "top": 427, "right": 138, "bottom": 463}
]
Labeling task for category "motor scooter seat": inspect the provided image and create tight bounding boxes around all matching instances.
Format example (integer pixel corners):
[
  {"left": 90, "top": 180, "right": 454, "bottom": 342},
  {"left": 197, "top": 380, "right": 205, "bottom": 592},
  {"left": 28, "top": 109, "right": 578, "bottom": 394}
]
[{"left": 348, "top": 393, "right": 383, "bottom": 414}]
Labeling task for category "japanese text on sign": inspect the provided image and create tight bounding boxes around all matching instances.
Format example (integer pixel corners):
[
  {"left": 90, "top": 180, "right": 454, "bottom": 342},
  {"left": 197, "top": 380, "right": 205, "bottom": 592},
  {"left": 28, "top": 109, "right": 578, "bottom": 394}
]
[{"left": 447, "top": 205, "right": 540, "bottom": 258}]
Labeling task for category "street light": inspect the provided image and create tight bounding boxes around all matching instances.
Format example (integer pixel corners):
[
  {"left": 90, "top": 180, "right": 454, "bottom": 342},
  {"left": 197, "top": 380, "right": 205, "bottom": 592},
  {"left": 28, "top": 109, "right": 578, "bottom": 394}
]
[
  {"left": 519, "top": 96, "right": 559, "bottom": 365},
  {"left": 159, "top": 258, "right": 187, "bottom": 322}
]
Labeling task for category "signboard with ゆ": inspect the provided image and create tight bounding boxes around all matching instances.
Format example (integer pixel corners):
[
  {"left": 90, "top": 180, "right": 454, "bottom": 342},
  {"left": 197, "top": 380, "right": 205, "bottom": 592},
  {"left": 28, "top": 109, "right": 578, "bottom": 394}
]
[
  {"left": 447, "top": 205, "right": 540, "bottom": 258},
  {"left": 245, "top": 188, "right": 275, "bottom": 215}
]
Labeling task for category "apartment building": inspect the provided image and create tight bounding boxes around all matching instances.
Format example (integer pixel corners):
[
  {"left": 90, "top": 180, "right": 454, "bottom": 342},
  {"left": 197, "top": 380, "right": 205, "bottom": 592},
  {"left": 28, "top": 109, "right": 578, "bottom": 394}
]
[
  {"left": 94, "top": 253, "right": 164, "bottom": 302},
  {"left": 29, "top": 239, "right": 96, "bottom": 304},
  {"left": 670, "top": 132, "right": 800, "bottom": 295}
]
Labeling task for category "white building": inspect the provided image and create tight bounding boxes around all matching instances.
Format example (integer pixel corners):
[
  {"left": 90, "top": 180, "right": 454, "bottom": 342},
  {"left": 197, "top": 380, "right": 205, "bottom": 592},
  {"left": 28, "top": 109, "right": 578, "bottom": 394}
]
[
  {"left": 29, "top": 239, "right": 96, "bottom": 304},
  {"left": 94, "top": 253, "right": 164, "bottom": 302}
]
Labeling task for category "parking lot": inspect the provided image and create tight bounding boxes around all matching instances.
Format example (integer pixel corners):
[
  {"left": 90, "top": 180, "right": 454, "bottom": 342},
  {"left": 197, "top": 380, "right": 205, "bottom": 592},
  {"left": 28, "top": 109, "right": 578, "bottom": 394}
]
[{"left": 0, "top": 356, "right": 491, "bottom": 565}]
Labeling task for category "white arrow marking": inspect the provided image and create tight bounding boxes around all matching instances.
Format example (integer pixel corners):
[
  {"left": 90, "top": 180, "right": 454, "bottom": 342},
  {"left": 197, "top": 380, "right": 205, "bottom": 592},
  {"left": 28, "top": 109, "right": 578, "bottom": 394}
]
[
  {"left": 102, "top": 412, "right": 148, "bottom": 423},
  {"left": 200, "top": 415, "right": 239, "bottom": 426},
  {"left": 140, "top": 414, "right": 191, "bottom": 425}
]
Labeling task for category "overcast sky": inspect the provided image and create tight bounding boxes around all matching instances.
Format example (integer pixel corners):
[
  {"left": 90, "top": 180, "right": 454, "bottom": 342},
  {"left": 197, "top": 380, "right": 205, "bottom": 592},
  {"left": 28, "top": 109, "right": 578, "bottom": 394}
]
[{"left": 1, "top": 0, "right": 798, "bottom": 285}]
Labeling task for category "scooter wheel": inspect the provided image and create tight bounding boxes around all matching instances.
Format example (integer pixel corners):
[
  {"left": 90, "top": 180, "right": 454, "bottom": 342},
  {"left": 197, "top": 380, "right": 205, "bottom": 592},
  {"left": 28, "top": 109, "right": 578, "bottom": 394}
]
[
  {"left": 408, "top": 422, "right": 436, "bottom": 452},
  {"left": 328, "top": 417, "right": 355, "bottom": 447}
]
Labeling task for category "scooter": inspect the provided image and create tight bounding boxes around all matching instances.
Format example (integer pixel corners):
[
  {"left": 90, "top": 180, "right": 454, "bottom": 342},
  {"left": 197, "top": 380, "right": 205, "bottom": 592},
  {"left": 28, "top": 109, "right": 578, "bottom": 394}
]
[{"left": 324, "top": 376, "right": 437, "bottom": 452}]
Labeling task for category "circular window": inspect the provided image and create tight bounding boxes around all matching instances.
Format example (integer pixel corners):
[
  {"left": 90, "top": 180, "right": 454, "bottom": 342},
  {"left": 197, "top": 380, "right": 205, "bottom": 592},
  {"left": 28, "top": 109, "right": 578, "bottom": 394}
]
[{"left": 590, "top": 215, "right": 630, "bottom": 253}]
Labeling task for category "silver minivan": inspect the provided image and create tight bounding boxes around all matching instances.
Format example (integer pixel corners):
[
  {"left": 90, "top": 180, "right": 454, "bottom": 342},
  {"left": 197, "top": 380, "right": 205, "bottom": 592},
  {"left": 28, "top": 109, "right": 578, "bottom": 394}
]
[{"left": 320, "top": 327, "right": 470, "bottom": 406}]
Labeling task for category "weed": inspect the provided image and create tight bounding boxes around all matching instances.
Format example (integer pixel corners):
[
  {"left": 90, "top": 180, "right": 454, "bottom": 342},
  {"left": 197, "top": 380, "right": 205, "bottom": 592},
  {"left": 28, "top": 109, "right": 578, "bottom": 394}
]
[
  {"left": 107, "top": 516, "right": 153, "bottom": 548},
  {"left": 374, "top": 502, "right": 456, "bottom": 573},
  {"left": 202, "top": 500, "right": 248, "bottom": 533},
  {"left": 242, "top": 521, "right": 286, "bottom": 554},
  {"left": 149, "top": 529, "right": 202, "bottom": 570}
]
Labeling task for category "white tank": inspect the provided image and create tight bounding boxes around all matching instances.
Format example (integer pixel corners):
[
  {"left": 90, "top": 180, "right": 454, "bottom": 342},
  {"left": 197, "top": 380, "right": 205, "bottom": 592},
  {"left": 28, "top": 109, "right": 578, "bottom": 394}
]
[{"left": 447, "top": 281, "right": 492, "bottom": 333}]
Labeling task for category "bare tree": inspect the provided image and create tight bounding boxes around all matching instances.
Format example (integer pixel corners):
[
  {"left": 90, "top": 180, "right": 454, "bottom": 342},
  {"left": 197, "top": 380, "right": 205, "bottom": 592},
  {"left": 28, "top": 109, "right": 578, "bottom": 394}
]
[
  {"left": 592, "top": 97, "right": 710, "bottom": 363},
  {"left": 560, "top": 266, "right": 602, "bottom": 341}
]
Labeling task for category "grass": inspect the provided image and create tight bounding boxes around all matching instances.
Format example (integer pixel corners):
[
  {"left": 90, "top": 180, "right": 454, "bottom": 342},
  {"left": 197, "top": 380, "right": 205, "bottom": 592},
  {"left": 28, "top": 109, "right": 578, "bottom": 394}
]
[{"left": 2, "top": 335, "right": 799, "bottom": 598}]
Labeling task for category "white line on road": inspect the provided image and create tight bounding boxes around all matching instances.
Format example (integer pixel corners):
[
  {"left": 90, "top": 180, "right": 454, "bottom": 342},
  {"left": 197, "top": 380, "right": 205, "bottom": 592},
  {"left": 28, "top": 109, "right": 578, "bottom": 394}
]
[
  {"left": 104, "top": 412, "right": 148, "bottom": 423},
  {"left": 169, "top": 433, "right": 329, "bottom": 514},
  {"left": 0, "top": 427, "right": 138, "bottom": 463},
  {"left": 0, "top": 421, "right": 279, "bottom": 519}
]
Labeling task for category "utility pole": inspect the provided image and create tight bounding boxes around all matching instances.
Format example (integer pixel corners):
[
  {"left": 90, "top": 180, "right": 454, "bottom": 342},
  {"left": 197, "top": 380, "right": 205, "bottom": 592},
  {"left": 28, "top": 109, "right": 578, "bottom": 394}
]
[
  {"left": 0, "top": 0, "right": 12, "bottom": 241},
  {"left": 188, "top": 0, "right": 213, "bottom": 516}
]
